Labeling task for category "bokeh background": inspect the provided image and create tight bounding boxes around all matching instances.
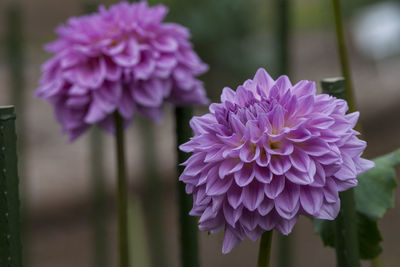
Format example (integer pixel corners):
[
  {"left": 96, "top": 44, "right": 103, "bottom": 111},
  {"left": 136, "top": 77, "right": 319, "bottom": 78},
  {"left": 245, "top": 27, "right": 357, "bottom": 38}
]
[{"left": 0, "top": 0, "right": 400, "bottom": 266}]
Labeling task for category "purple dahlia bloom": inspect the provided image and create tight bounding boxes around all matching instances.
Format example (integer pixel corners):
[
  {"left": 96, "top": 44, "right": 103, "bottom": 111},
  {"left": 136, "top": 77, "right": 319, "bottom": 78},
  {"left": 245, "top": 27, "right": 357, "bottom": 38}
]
[
  {"left": 179, "top": 68, "right": 374, "bottom": 253},
  {"left": 36, "top": 1, "right": 208, "bottom": 141}
]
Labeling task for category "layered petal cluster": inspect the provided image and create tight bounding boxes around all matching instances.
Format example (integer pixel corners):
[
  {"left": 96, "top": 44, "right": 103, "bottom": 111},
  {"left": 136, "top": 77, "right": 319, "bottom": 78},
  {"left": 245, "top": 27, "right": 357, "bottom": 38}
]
[
  {"left": 36, "top": 1, "right": 208, "bottom": 141},
  {"left": 179, "top": 68, "right": 374, "bottom": 253}
]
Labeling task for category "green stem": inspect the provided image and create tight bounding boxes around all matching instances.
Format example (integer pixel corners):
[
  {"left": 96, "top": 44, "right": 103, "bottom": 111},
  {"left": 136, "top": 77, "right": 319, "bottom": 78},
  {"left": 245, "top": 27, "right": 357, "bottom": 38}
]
[
  {"left": 175, "top": 107, "right": 200, "bottom": 267},
  {"left": 81, "top": 2, "right": 109, "bottom": 267},
  {"left": 321, "top": 78, "right": 360, "bottom": 267},
  {"left": 277, "top": 235, "right": 292, "bottom": 267},
  {"left": 114, "top": 112, "right": 129, "bottom": 267},
  {"left": 5, "top": 6, "right": 28, "bottom": 266},
  {"left": 90, "top": 127, "right": 108, "bottom": 267},
  {"left": 332, "top": 0, "right": 356, "bottom": 113},
  {"left": 139, "top": 119, "right": 167, "bottom": 267},
  {"left": 257, "top": 231, "right": 273, "bottom": 267},
  {"left": 275, "top": 1, "right": 293, "bottom": 266},
  {"left": 0, "top": 106, "right": 23, "bottom": 267},
  {"left": 276, "top": 0, "right": 290, "bottom": 77},
  {"left": 371, "top": 255, "right": 383, "bottom": 267}
]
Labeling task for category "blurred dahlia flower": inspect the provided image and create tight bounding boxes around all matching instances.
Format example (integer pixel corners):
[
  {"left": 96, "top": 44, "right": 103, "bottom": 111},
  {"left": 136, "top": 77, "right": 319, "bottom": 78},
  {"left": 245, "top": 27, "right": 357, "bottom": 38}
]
[
  {"left": 36, "top": 1, "right": 208, "bottom": 141},
  {"left": 179, "top": 68, "right": 374, "bottom": 253}
]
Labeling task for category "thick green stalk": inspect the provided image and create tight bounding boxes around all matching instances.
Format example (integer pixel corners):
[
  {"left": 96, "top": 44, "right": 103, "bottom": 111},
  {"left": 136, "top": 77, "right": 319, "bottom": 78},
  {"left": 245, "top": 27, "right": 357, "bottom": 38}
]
[
  {"left": 257, "top": 231, "right": 273, "bottom": 267},
  {"left": 5, "top": 6, "right": 27, "bottom": 266},
  {"left": 139, "top": 119, "right": 167, "bottom": 267},
  {"left": 371, "top": 255, "right": 383, "bottom": 267},
  {"left": 114, "top": 112, "right": 129, "bottom": 267},
  {"left": 322, "top": 78, "right": 360, "bottom": 267},
  {"left": 275, "top": 1, "right": 293, "bottom": 266},
  {"left": 332, "top": 0, "right": 356, "bottom": 113},
  {"left": 0, "top": 106, "right": 23, "bottom": 267},
  {"left": 90, "top": 127, "right": 108, "bottom": 267},
  {"left": 175, "top": 107, "right": 200, "bottom": 267},
  {"left": 276, "top": 0, "right": 290, "bottom": 77},
  {"left": 81, "top": 2, "right": 109, "bottom": 267}
]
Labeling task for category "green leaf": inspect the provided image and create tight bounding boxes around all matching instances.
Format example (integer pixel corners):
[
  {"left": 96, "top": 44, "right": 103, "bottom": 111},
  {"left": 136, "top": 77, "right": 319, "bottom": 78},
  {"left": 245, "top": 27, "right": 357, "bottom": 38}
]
[
  {"left": 357, "top": 214, "right": 382, "bottom": 259},
  {"left": 313, "top": 218, "right": 335, "bottom": 247},
  {"left": 313, "top": 148, "right": 400, "bottom": 259},
  {"left": 313, "top": 213, "right": 382, "bottom": 259},
  {"left": 355, "top": 150, "right": 400, "bottom": 220}
]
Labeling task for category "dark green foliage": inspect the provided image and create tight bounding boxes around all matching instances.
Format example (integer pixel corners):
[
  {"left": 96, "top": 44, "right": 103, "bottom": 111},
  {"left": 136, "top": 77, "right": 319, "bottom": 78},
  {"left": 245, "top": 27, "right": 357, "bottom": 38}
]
[
  {"left": 175, "top": 107, "right": 199, "bottom": 267},
  {"left": 313, "top": 149, "right": 400, "bottom": 259},
  {"left": 355, "top": 150, "right": 399, "bottom": 220},
  {"left": 0, "top": 106, "right": 23, "bottom": 267}
]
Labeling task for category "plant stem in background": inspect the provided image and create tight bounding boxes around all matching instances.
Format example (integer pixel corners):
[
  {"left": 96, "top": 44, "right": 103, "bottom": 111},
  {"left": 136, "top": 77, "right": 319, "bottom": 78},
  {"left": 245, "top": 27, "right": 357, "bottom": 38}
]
[
  {"left": 371, "top": 255, "right": 383, "bottom": 267},
  {"left": 321, "top": 78, "right": 360, "bottom": 267},
  {"left": 139, "top": 118, "right": 167, "bottom": 267},
  {"left": 175, "top": 107, "right": 200, "bottom": 267},
  {"left": 82, "top": 2, "right": 109, "bottom": 267},
  {"left": 258, "top": 231, "right": 273, "bottom": 267},
  {"left": 114, "top": 112, "right": 129, "bottom": 267},
  {"left": 5, "top": 5, "right": 28, "bottom": 267},
  {"left": 90, "top": 127, "right": 108, "bottom": 267},
  {"left": 276, "top": 0, "right": 290, "bottom": 77},
  {"left": 0, "top": 106, "right": 23, "bottom": 267},
  {"left": 332, "top": 0, "right": 356, "bottom": 113},
  {"left": 275, "top": 1, "right": 293, "bottom": 267}
]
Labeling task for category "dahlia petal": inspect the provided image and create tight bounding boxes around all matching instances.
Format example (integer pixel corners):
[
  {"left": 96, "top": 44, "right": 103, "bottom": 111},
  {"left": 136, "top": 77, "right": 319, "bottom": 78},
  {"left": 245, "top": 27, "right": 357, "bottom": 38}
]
[
  {"left": 242, "top": 181, "right": 264, "bottom": 211},
  {"left": 285, "top": 169, "right": 313, "bottom": 185},
  {"left": 254, "top": 165, "right": 273, "bottom": 183},
  {"left": 264, "top": 176, "right": 285, "bottom": 199},
  {"left": 334, "top": 154, "right": 356, "bottom": 180},
  {"left": 257, "top": 198, "right": 274, "bottom": 216},
  {"left": 355, "top": 158, "right": 375, "bottom": 174},
  {"left": 344, "top": 111, "right": 359, "bottom": 127},
  {"left": 113, "top": 39, "right": 140, "bottom": 67},
  {"left": 85, "top": 102, "right": 106, "bottom": 123},
  {"left": 289, "top": 148, "right": 310, "bottom": 172},
  {"left": 315, "top": 200, "right": 340, "bottom": 220},
  {"left": 275, "top": 183, "right": 300, "bottom": 219},
  {"left": 300, "top": 186, "right": 324, "bottom": 215},
  {"left": 323, "top": 177, "right": 339, "bottom": 203},
  {"left": 285, "top": 127, "right": 311, "bottom": 142},
  {"left": 219, "top": 158, "right": 244, "bottom": 178},
  {"left": 269, "top": 156, "right": 291, "bottom": 175},
  {"left": 240, "top": 210, "right": 259, "bottom": 231},
  {"left": 291, "top": 80, "right": 316, "bottom": 97},
  {"left": 76, "top": 57, "right": 106, "bottom": 88},
  {"left": 239, "top": 142, "right": 260, "bottom": 163},
  {"left": 227, "top": 186, "right": 243, "bottom": 209},
  {"left": 183, "top": 153, "right": 206, "bottom": 176},
  {"left": 222, "top": 228, "right": 241, "bottom": 254},
  {"left": 311, "top": 162, "right": 326, "bottom": 187},
  {"left": 256, "top": 148, "right": 271, "bottom": 167},
  {"left": 296, "top": 95, "right": 314, "bottom": 115},
  {"left": 275, "top": 216, "right": 297, "bottom": 235},
  {"left": 299, "top": 138, "right": 330, "bottom": 156},
  {"left": 234, "top": 163, "right": 255, "bottom": 187},
  {"left": 308, "top": 114, "right": 335, "bottom": 129},
  {"left": 131, "top": 79, "right": 164, "bottom": 107},
  {"left": 151, "top": 35, "right": 178, "bottom": 52},
  {"left": 69, "top": 84, "right": 87, "bottom": 96},
  {"left": 270, "top": 105, "right": 285, "bottom": 132},
  {"left": 254, "top": 68, "right": 275, "bottom": 95},
  {"left": 221, "top": 87, "right": 236, "bottom": 102},
  {"left": 206, "top": 176, "right": 232, "bottom": 196}
]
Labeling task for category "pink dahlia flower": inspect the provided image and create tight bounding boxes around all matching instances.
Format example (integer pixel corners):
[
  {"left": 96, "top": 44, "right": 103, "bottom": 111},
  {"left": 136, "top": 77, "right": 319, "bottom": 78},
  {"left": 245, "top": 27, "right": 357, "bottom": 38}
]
[
  {"left": 179, "top": 68, "right": 374, "bottom": 253},
  {"left": 36, "top": 1, "right": 208, "bottom": 141}
]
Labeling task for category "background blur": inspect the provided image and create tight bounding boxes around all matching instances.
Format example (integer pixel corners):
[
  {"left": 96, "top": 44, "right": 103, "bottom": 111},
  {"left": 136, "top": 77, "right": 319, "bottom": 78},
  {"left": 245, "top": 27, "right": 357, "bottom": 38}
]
[{"left": 0, "top": 0, "right": 400, "bottom": 266}]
